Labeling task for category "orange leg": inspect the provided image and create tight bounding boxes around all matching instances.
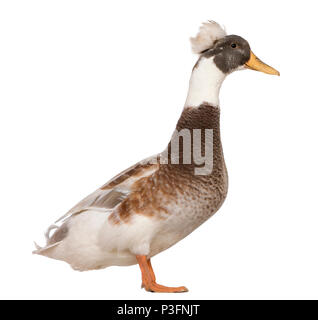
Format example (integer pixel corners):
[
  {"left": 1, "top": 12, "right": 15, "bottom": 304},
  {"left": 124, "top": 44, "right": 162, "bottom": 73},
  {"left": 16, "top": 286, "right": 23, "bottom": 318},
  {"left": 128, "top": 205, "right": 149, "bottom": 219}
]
[
  {"left": 136, "top": 255, "right": 188, "bottom": 293},
  {"left": 141, "top": 259, "right": 156, "bottom": 288}
]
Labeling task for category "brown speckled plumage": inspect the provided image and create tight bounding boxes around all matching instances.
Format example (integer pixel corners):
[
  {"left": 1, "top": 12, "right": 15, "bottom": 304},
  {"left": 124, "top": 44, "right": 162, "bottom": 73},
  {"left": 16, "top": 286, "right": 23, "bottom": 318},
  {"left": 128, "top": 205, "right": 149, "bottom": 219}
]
[{"left": 108, "top": 104, "right": 228, "bottom": 230}]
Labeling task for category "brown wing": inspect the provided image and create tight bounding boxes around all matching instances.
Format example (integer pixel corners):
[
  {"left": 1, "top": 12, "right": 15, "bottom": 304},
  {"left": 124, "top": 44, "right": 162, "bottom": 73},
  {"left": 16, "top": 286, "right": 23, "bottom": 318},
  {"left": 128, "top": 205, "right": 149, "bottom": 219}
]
[{"left": 55, "top": 156, "right": 159, "bottom": 223}]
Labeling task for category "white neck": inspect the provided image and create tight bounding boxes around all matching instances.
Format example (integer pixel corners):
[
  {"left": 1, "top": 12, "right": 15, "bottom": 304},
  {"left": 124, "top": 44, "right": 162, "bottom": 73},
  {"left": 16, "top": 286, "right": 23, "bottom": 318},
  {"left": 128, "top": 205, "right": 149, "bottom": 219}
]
[{"left": 185, "top": 57, "right": 226, "bottom": 108}]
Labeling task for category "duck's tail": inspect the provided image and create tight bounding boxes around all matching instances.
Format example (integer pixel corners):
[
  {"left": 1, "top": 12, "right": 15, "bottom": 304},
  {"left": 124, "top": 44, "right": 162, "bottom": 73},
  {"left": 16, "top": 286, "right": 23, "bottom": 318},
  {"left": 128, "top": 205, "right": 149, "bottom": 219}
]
[
  {"left": 32, "top": 240, "right": 62, "bottom": 255},
  {"left": 32, "top": 224, "right": 64, "bottom": 255}
]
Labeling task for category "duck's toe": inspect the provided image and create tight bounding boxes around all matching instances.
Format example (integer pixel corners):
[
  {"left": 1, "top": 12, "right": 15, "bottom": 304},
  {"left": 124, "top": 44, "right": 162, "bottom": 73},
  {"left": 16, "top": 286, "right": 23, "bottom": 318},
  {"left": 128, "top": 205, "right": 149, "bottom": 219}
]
[{"left": 143, "top": 282, "right": 188, "bottom": 293}]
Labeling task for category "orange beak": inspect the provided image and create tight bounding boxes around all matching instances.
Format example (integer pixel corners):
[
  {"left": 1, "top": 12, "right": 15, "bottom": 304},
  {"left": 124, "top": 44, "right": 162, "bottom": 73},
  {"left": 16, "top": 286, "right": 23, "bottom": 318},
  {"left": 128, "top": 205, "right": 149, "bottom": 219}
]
[{"left": 245, "top": 51, "right": 280, "bottom": 76}]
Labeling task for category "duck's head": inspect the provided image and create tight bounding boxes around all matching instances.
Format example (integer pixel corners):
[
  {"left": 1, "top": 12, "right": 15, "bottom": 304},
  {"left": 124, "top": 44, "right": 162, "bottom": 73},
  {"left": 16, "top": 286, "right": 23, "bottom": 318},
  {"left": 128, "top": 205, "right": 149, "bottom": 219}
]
[
  {"left": 185, "top": 21, "right": 279, "bottom": 107},
  {"left": 191, "top": 21, "right": 280, "bottom": 77}
]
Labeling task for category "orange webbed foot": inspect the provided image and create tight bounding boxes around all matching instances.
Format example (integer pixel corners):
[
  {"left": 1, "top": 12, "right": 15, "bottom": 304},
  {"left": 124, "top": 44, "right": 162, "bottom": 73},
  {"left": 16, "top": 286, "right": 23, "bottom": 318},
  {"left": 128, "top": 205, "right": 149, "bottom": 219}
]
[{"left": 144, "top": 282, "right": 188, "bottom": 293}]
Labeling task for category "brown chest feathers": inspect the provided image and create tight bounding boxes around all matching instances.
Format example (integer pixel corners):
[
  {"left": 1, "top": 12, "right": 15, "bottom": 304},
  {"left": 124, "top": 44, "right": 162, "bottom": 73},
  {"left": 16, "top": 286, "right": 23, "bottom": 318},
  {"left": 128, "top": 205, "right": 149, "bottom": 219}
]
[{"left": 109, "top": 104, "right": 228, "bottom": 224}]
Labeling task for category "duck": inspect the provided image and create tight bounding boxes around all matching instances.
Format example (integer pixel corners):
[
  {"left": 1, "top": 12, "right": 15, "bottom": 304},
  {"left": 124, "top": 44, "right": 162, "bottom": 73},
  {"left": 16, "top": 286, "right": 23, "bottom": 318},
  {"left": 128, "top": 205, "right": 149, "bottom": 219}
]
[{"left": 33, "top": 20, "right": 279, "bottom": 293}]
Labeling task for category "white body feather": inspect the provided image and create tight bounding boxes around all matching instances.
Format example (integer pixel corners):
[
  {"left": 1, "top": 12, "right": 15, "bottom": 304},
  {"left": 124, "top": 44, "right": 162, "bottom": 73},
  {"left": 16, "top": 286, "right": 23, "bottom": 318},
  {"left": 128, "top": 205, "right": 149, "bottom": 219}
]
[
  {"left": 34, "top": 204, "right": 193, "bottom": 271},
  {"left": 37, "top": 210, "right": 159, "bottom": 270}
]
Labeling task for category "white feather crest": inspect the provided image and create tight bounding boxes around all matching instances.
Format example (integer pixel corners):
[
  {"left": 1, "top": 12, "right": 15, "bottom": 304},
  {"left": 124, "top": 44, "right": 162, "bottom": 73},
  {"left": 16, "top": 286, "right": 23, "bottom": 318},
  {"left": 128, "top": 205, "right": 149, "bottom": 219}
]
[{"left": 190, "top": 21, "right": 227, "bottom": 54}]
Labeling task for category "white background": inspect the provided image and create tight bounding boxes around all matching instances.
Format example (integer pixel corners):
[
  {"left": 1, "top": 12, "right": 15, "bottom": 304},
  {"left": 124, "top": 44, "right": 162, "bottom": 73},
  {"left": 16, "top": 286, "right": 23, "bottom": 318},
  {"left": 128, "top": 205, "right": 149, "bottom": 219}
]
[{"left": 0, "top": 0, "right": 317, "bottom": 300}]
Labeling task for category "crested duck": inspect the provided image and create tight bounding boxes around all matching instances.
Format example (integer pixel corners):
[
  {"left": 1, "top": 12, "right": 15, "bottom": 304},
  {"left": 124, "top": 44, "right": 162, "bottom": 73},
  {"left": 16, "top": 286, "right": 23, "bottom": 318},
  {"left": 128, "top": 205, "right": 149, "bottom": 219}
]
[{"left": 33, "top": 20, "right": 279, "bottom": 293}]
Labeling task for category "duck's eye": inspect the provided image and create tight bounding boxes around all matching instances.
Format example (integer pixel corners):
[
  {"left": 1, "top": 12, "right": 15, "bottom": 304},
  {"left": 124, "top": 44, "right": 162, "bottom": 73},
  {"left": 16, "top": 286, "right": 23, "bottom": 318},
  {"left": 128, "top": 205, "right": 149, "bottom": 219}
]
[{"left": 231, "top": 43, "right": 237, "bottom": 48}]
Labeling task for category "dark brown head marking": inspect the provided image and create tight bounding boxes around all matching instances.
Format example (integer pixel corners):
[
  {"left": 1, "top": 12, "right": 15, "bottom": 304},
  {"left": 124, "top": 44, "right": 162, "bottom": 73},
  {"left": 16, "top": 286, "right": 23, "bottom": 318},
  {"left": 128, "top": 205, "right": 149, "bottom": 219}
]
[{"left": 199, "top": 35, "right": 251, "bottom": 74}]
